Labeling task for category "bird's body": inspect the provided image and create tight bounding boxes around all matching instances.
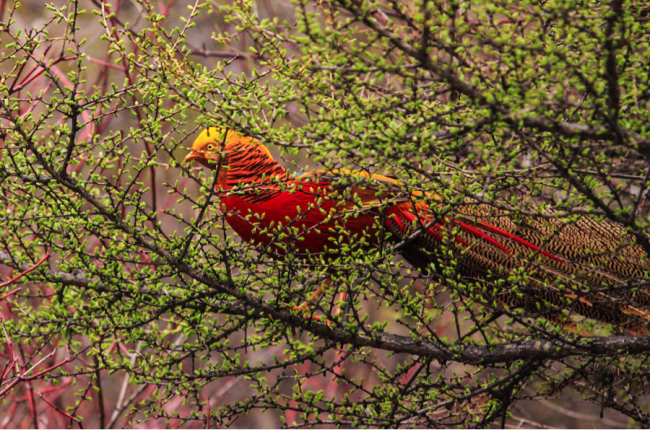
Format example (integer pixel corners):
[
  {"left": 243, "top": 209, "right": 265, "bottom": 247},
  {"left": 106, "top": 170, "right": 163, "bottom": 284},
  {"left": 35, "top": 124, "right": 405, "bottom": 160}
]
[
  {"left": 185, "top": 128, "right": 650, "bottom": 334},
  {"left": 217, "top": 179, "right": 382, "bottom": 256}
]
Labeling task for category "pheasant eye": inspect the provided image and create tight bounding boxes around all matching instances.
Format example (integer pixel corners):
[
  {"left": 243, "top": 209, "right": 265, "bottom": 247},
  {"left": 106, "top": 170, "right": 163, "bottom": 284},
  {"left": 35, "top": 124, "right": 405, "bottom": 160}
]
[{"left": 207, "top": 144, "right": 214, "bottom": 151}]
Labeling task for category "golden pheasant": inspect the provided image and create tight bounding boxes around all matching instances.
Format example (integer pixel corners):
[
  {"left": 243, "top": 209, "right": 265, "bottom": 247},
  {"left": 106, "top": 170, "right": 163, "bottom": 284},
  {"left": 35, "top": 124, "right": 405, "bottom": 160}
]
[{"left": 184, "top": 128, "right": 650, "bottom": 334}]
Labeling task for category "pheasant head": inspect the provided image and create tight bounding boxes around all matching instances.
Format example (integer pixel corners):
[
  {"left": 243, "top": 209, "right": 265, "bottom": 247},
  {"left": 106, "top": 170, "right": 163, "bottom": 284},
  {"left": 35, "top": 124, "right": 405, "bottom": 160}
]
[{"left": 184, "top": 127, "right": 287, "bottom": 188}]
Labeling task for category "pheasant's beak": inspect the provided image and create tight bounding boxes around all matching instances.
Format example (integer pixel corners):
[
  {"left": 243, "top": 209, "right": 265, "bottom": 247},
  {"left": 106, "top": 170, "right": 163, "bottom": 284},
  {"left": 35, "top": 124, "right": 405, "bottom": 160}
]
[{"left": 183, "top": 151, "right": 202, "bottom": 164}]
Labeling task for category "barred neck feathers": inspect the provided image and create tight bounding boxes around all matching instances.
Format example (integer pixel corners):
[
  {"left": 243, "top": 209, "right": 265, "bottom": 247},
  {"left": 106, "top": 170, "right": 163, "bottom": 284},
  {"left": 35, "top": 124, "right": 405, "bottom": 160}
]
[{"left": 222, "top": 133, "right": 288, "bottom": 191}]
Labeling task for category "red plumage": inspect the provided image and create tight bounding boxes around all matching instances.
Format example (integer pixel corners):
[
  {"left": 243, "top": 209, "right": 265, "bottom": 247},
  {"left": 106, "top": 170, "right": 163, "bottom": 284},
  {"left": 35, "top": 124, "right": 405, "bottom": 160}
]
[{"left": 184, "top": 128, "right": 650, "bottom": 334}]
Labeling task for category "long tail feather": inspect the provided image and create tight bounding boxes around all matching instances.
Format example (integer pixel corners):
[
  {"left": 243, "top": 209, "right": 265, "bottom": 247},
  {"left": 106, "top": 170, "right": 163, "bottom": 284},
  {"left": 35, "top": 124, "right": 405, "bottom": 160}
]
[
  {"left": 470, "top": 220, "right": 567, "bottom": 264},
  {"left": 387, "top": 203, "right": 650, "bottom": 335}
]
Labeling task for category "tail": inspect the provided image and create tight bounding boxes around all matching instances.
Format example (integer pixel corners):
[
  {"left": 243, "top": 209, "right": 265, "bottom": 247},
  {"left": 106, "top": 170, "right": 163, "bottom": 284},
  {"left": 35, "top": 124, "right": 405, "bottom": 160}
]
[{"left": 386, "top": 202, "right": 650, "bottom": 335}]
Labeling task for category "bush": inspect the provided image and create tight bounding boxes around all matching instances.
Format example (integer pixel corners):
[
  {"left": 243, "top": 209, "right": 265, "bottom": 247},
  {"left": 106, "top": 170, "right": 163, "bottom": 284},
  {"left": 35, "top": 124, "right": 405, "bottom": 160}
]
[{"left": 1, "top": 0, "right": 649, "bottom": 427}]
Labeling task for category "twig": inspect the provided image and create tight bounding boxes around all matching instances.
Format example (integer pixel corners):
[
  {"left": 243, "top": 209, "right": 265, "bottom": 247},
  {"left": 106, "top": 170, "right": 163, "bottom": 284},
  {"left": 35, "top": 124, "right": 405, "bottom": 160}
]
[
  {"left": 0, "top": 288, "right": 20, "bottom": 302},
  {"left": 186, "top": 46, "right": 259, "bottom": 59},
  {"left": 206, "top": 397, "right": 210, "bottom": 429},
  {"left": 40, "top": 394, "right": 83, "bottom": 429},
  {"left": 0, "top": 254, "right": 50, "bottom": 288},
  {"left": 108, "top": 341, "right": 142, "bottom": 428},
  {"left": 107, "top": 383, "right": 149, "bottom": 429},
  {"left": 0, "top": 349, "right": 81, "bottom": 398}
]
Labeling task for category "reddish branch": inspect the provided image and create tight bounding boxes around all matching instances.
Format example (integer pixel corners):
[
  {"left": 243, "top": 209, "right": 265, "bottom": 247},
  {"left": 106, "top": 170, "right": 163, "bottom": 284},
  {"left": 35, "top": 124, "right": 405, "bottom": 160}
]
[
  {"left": 0, "top": 350, "right": 81, "bottom": 398},
  {"left": 0, "top": 288, "right": 20, "bottom": 303},
  {"left": 0, "top": 253, "right": 77, "bottom": 428},
  {"left": 0, "top": 253, "right": 50, "bottom": 288},
  {"left": 8, "top": 55, "right": 78, "bottom": 95},
  {"left": 206, "top": 398, "right": 210, "bottom": 429},
  {"left": 40, "top": 394, "right": 84, "bottom": 428},
  {"left": 86, "top": 56, "right": 127, "bottom": 71}
]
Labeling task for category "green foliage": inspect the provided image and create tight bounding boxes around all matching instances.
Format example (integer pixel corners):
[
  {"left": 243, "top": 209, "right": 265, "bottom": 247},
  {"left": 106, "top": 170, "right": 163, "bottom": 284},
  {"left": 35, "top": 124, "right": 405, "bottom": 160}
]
[{"left": 1, "top": 0, "right": 649, "bottom": 427}]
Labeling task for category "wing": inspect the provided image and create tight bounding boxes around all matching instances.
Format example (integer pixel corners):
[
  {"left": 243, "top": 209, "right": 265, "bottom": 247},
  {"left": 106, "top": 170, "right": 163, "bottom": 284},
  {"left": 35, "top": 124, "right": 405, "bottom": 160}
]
[{"left": 294, "top": 169, "right": 424, "bottom": 211}]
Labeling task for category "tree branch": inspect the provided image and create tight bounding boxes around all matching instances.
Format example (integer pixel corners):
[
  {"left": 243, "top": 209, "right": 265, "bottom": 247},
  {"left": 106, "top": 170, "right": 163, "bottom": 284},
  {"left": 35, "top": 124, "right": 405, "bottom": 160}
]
[{"left": 3, "top": 249, "right": 650, "bottom": 366}]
